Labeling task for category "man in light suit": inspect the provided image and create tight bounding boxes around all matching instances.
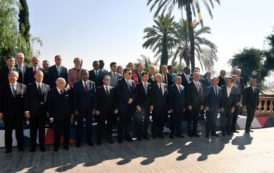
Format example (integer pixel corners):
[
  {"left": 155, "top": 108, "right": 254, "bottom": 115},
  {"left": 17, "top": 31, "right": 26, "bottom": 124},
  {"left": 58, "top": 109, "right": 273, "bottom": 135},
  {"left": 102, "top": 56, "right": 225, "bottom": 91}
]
[
  {"left": 15, "top": 53, "right": 28, "bottom": 84},
  {"left": 220, "top": 77, "right": 238, "bottom": 136},
  {"left": 116, "top": 68, "right": 136, "bottom": 143},
  {"left": 0, "top": 71, "right": 26, "bottom": 153},
  {"left": 24, "top": 70, "right": 50, "bottom": 152},
  {"left": 168, "top": 76, "right": 186, "bottom": 139},
  {"left": 47, "top": 55, "right": 68, "bottom": 88},
  {"left": 151, "top": 74, "right": 168, "bottom": 138},
  {"left": 205, "top": 77, "right": 222, "bottom": 137},
  {"left": 48, "top": 78, "right": 72, "bottom": 151},
  {"left": 243, "top": 79, "right": 260, "bottom": 134},
  {"left": 73, "top": 70, "right": 96, "bottom": 147},
  {"left": 186, "top": 72, "right": 204, "bottom": 137}
]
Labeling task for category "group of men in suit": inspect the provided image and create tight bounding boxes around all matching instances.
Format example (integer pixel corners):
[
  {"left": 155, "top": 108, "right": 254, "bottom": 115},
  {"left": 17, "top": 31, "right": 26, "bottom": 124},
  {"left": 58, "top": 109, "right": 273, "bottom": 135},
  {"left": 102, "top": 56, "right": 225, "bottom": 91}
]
[{"left": 0, "top": 53, "right": 260, "bottom": 154}]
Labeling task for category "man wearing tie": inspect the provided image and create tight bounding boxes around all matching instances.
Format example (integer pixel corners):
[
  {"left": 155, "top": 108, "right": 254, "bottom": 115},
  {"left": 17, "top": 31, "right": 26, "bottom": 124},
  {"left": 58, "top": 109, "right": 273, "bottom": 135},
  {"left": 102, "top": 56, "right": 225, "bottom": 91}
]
[
  {"left": 15, "top": 53, "right": 28, "bottom": 84},
  {"left": 48, "top": 78, "right": 72, "bottom": 151},
  {"left": 89, "top": 61, "right": 105, "bottom": 87},
  {"left": 116, "top": 68, "right": 135, "bottom": 143},
  {"left": 0, "top": 71, "right": 26, "bottom": 153},
  {"left": 161, "top": 65, "right": 173, "bottom": 87},
  {"left": 73, "top": 70, "right": 96, "bottom": 147},
  {"left": 186, "top": 72, "right": 204, "bottom": 137},
  {"left": 168, "top": 76, "right": 186, "bottom": 139},
  {"left": 47, "top": 55, "right": 68, "bottom": 88},
  {"left": 205, "top": 77, "right": 221, "bottom": 137},
  {"left": 231, "top": 75, "right": 242, "bottom": 133},
  {"left": 180, "top": 67, "right": 191, "bottom": 87},
  {"left": 133, "top": 72, "right": 153, "bottom": 141},
  {"left": 148, "top": 65, "right": 156, "bottom": 85},
  {"left": 243, "top": 79, "right": 260, "bottom": 134},
  {"left": 24, "top": 70, "right": 50, "bottom": 152},
  {"left": 109, "top": 62, "right": 120, "bottom": 88},
  {"left": 0, "top": 56, "right": 19, "bottom": 84},
  {"left": 95, "top": 75, "right": 118, "bottom": 144},
  {"left": 151, "top": 74, "right": 168, "bottom": 138},
  {"left": 220, "top": 77, "right": 238, "bottom": 136},
  {"left": 24, "top": 56, "right": 45, "bottom": 85},
  {"left": 218, "top": 70, "right": 226, "bottom": 87}
]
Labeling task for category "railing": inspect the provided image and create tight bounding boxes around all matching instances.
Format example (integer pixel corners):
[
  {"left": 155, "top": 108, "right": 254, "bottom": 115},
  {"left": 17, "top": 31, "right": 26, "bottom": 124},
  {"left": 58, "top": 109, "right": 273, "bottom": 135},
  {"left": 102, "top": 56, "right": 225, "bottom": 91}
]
[{"left": 255, "top": 96, "right": 274, "bottom": 116}]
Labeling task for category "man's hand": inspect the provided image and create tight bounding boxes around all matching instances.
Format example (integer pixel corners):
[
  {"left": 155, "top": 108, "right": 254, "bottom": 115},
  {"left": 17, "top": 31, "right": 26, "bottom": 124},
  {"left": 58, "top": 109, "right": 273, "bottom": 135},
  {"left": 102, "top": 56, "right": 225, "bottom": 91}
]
[
  {"left": 24, "top": 112, "right": 30, "bottom": 119},
  {"left": 231, "top": 107, "right": 235, "bottom": 113},
  {"left": 46, "top": 112, "right": 49, "bottom": 118},
  {"left": 149, "top": 106, "right": 153, "bottom": 113},
  {"left": 168, "top": 109, "right": 173, "bottom": 113},
  {"left": 188, "top": 105, "right": 192, "bottom": 110},
  {"left": 92, "top": 109, "right": 96, "bottom": 115},
  {"left": 237, "top": 102, "right": 240, "bottom": 106},
  {"left": 49, "top": 117, "right": 54, "bottom": 123},
  {"left": 220, "top": 108, "right": 224, "bottom": 113},
  {"left": 114, "top": 109, "right": 119, "bottom": 114},
  {"left": 128, "top": 98, "right": 133, "bottom": 104},
  {"left": 136, "top": 105, "right": 142, "bottom": 112},
  {"left": 74, "top": 110, "right": 79, "bottom": 117},
  {"left": 95, "top": 110, "right": 100, "bottom": 116},
  {"left": 205, "top": 106, "right": 209, "bottom": 111},
  {"left": 0, "top": 112, "right": 4, "bottom": 120},
  {"left": 200, "top": 105, "right": 204, "bottom": 110}
]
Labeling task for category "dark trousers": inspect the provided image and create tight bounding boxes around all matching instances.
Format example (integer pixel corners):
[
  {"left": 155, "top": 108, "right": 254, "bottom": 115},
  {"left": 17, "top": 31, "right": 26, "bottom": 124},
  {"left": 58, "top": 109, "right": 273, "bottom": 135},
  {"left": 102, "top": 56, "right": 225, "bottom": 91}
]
[
  {"left": 29, "top": 115, "right": 46, "bottom": 149},
  {"left": 221, "top": 110, "right": 233, "bottom": 134},
  {"left": 205, "top": 108, "right": 218, "bottom": 135},
  {"left": 170, "top": 110, "right": 183, "bottom": 136},
  {"left": 187, "top": 107, "right": 200, "bottom": 135},
  {"left": 4, "top": 116, "right": 24, "bottom": 151},
  {"left": 118, "top": 107, "right": 133, "bottom": 140},
  {"left": 95, "top": 111, "right": 114, "bottom": 142},
  {"left": 54, "top": 117, "right": 70, "bottom": 149},
  {"left": 232, "top": 105, "right": 240, "bottom": 131},
  {"left": 75, "top": 112, "right": 93, "bottom": 145},
  {"left": 152, "top": 109, "right": 166, "bottom": 137},
  {"left": 245, "top": 107, "right": 255, "bottom": 132},
  {"left": 134, "top": 105, "right": 149, "bottom": 139}
]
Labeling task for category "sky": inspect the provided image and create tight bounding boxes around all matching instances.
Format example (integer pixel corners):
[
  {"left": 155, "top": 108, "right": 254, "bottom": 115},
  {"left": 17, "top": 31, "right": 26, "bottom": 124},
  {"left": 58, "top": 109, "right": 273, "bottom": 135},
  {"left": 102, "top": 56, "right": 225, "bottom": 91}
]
[{"left": 28, "top": 0, "right": 274, "bottom": 74}]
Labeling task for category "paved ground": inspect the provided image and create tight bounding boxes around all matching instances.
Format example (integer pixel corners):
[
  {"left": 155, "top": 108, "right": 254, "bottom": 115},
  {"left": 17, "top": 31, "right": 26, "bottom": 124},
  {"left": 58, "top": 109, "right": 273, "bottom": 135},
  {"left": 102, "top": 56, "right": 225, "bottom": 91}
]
[{"left": 1, "top": 128, "right": 274, "bottom": 173}]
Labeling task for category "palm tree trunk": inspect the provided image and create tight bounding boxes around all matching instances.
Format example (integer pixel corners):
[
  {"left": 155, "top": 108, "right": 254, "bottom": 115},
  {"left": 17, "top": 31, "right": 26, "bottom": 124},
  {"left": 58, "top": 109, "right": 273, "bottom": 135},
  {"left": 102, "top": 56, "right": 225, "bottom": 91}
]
[
  {"left": 160, "top": 29, "right": 169, "bottom": 68},
  {"left": 186, "top": 2, "right": 195, "bottom": 72}
]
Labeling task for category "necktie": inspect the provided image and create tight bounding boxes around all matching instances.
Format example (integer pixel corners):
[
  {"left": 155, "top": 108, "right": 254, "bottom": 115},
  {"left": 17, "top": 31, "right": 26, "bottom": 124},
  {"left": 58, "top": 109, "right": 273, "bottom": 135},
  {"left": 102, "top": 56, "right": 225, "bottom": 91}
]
[
  {"left": 84, "top": 81, "right": 88, "bottom": 92},
  {"left": 57, "top": 67, "right": 60, "bottom": 76},
  {"left": 12, "top": 85, "right": 16, "bottom": 97},
  {"left": 144, "top": 82, "right": 147, "bottom": 95},
  {"left": 37, "top": 84, "right": 42, "bottom": 95},
  {"left": 106, "top": 86, "right": 110, "bottom": 95},
  {"left": 214, "top": 86, "right": 217, "bottom": 95},
  {"left": 177, "top": 85, "right": 181, "bottom": 94},
  {"left": 159, "top": 84, "right": 163, "bottom": 95}
]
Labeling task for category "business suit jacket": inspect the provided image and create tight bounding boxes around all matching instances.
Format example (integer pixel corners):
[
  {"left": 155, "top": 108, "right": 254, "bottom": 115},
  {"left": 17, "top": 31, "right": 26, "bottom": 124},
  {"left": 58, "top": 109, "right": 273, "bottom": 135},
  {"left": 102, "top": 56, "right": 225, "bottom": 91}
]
[
  {"left": 148, "top": 75, "right": 156, "bottom": 85},
  {"left": 168, "top": 84, "right": 186, "bottom": 112},
  {"left": 95, "top": 85, "right": 116, "bottom": 116},
  {"left": 109, "top": 71, "right": 120, "bottom": 88},
  {"left": 162, "top": 73, "right": 173, "bottom": 86},
  {"left": 134, "top": 82, "right": 153, "bottom": 108},
  {"left": 218, "top": 76, "right": 226, "bottom": 87},
  {"left": 73, "top": 80, "right": 96, "bottom": 114},
  {"left": 24, "top": 82, "right": 50, "bottom": 117},
  {"left": 205, "top": 85, "right": 222, "bottom": 109},
  {"left": 180, "top": 73, "right": 191, "bottom": 87},
  {"left": 243, "top": 87, "right": 260, "bottom": 109},
  {"left": 0, "top": 82, "right": 26, "bottom": 121},
  {"left": 151, "top": 83, "right": 168, "bottom": 114},
  {"left": 89, "top": 69, "right": 105, "bottom": 87},
  {"left": 220, "top": 86, "right": 238, "bottom": 110},
  {"left": 48, "top": 88, "right": 72, "bottom": 121},
  {"left": 47, "top": 65, "right": 68, "bottom": 88},
  {"left": 24, "top": 66, "right": 45, "bottom": 85},
  {"left": 16, "top": 64, "right": 28, "bottom": 84},
  {"left": 187, "top": 81, "right": 204, "bottom": 108},
  {"left": 0, "top": 66, "right": 19, "bottom": 84}
]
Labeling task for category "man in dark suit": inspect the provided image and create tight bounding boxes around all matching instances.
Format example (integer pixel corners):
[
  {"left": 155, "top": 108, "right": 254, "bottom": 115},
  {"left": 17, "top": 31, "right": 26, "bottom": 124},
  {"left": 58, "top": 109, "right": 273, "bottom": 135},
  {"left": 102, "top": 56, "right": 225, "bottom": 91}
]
[
  {"left": 95, "top": 75, "right": 118, "bottom": 144},
  {"left": 151, "top": 74, "right": 168, "bottom": 138},
  {"left": 99, "top": 60, "right": 108, "bottom": 75},
  {"left": 180, "top": 67, "right": 191, "bottom": 87},
  {"left": 186, "top": 72, "right": 204, "bottom": 137},
  {"left": 133, "top": 72, "right": 153, "bottom": 141},
  {"left": 202, "top": 71, "right": 212, "bottom": 88},
  {"left": 24, "top": 70, "right": 50, "bottom": 152},
  {"left": 24, "top": 56, "right": 45, "bottom": 85},
  {"left": 243, "top": 79, "right": 260, "bottom": 134},
  {"left": 109, "top": 62, "right": 120, "bottom": 88},
  {"left": 234, "top": 68, "right": 245, "bottom": 95},
  {"left": 0, "top": 56, "right": 19, "bottom": 84},
  {"left": 73, "top": 70, "right": 96, "bottom": 147},
  {"left": 161, "top": 65, "right": 173, "bottom": 87},
  {"left": 89, "top": 61, "right": 105, "bottom": 87},
  {"left": 0, "top": 71, "right": 26, "bottom": 153},
  {"left": 116, "top": 68, "right": 135, "bottom": 143},
  {"left": 218, "top": 70, "right": 226, "bottom": 87},
  {"left": 168, "top": 76, "right": 186, "bottom": 139},
  {"left": 48, "top": 78, "right": 72, "bottom": 151},
  {"left": 47, "top": 55, "right": 68, "bottom": 88},
  {"left": 220, "top": 77, "right": 238, "bottom": 136},
  {"left": 15, "top": 53, "right": 28, "bottom": 84},
  {"left": 148, "top": 65, "right": 156, "bottom": 85},
  {"left": 231, "top": 75, "right": 242, "bottom": 133},
  {"left": 205, "top": 77, "right": 222, "bottom": 137}
]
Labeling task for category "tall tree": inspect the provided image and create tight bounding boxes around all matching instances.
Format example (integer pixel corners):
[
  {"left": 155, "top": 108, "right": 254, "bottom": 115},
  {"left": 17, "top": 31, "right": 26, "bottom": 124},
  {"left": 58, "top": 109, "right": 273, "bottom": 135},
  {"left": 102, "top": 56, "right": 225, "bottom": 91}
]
[
  {"left": 143, "top": 14, "right": 175, "bottom": 68},
  {"left": 172, "top": 20, "right": 217, "bottom": 70},
  {"left": 147, "top": 0, "right": 220, "bottom": 72},
  {"left": 18, "top": 0, "right": 31, "bottom": 45}
]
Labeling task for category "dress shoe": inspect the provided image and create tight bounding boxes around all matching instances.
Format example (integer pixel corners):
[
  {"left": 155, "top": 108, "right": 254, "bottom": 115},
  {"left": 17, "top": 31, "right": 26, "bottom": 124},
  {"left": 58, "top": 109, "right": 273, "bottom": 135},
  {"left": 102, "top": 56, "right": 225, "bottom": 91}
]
[
  {"left": 118, "top": 138, "right": 123, "bottom": 143},
  {"left": 205, "top": 134, "right": 209, "bottom": 138},
  {"left": 193, "top": 134, "right": 200, "bottom": 137},
  {"left": 40, "top": 146, "right": 46, "bottom": 152},
  {"left": 211, "top": 134, "right": 219, "bottom": 137},
  {"left": 54, "top": 147, "right": 59, "bottom": 152},
  {"left": 233, "top": 130, "right": 239, "bottom": 133},
  {"left": 158, "top": 134, "right": 164, "bottom": 138},
  {"left": 175, "top": 134, "right": 184, "bottom": 138},
  {"left": 75, "top": 143, "right": 81, "bottom": 148},
  {"left": 169, "top": 135, "right": 174, "bottom": 139},
  {"left": 87, "top": 141, "right": 94, "bottom": 147},
  {"left": 137, "top": 137, "right": 142, "bottom": 141},
  {"left": 108, "top": 139, "right": 114, "bottom": 144},
  {"left": 63, "top": 146, "right": 69, "bottom": 150},
  {"left": 249, "top": 130, "right": 254, "bottom": 132},
  {"left": 18, "top": 147, "right": 25, "bottom": 152},
  {"left": 97, "top": 141, "right": 102, "bottom": 146},
  {"left": 30, "top": 147, "right": 36, "bottom": 152},
  {"left": 126, "top": 137, "right": 133, "bottom": 142},
  {"left": 143, "top": 136, "right": 150, "bottom": 140},
  {"left": 5, "top": 149, "right": 12, "bottom": 154},
  {"left": 245, "top": 131, "right": 250, "bottom": 134}
]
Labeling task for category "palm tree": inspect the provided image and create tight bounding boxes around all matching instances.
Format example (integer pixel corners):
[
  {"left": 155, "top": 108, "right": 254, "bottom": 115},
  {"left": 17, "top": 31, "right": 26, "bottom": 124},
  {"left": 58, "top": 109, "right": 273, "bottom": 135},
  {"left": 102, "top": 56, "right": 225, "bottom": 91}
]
[
  {"left": 143, "top": 14, "right": 176, "bottom": 68},
  {"left": 172, "top": 20, "right": 217, "bottom": 70},
  {"left": 147, "top": 0, "right": 220, "bottom": 72}
]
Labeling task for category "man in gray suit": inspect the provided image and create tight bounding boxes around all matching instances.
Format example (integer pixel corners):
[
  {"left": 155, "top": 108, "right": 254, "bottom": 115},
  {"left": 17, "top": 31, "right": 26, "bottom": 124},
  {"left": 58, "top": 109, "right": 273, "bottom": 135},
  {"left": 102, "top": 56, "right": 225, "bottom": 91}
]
[
  {"left": 109, "top": 62, "right": 120, "bottom": 88},
  {"left": 205, "top": 77, "right": 221, "bottom": 137}
]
